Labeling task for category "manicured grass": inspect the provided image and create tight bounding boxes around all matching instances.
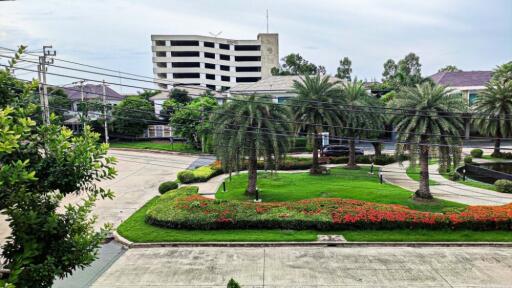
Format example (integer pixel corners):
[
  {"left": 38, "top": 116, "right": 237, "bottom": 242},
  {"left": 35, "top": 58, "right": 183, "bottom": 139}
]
[
  {"left": 119, "top": 197, "right": 511, "bottom": 243},
  {"left": 440, "top": 173, "right": 497, "bottom": 191},
  {"left": 117, "top": 197, "right": 317, "bottom": 242},
  {"left": 406, "top": 166, "right": 438, "bottom": 185},
  {"left": 109, "top": 141, "right": 199, "bottom": 153},
  {"left": 216, "top": 167, "right": 465, "bottom": 213}
]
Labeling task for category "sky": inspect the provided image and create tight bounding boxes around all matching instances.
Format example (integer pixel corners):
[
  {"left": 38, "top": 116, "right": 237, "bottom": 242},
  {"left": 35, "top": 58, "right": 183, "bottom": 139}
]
[{"left": 0, "top": 0, "right": 511, "bottom": 93}]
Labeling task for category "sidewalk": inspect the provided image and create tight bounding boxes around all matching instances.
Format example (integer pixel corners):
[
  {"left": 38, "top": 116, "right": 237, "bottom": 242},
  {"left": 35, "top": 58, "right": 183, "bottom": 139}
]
[{"left": 381, "top": 162, "right": 512, "bottom": 206}]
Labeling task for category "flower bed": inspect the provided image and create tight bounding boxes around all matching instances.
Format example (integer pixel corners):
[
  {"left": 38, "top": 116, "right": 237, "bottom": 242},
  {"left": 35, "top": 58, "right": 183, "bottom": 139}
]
[{"left": 146, "top": 187, "right": 512, "bottom": 231}]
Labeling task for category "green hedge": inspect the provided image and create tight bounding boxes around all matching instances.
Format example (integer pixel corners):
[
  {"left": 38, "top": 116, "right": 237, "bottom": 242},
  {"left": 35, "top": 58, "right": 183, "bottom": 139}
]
[
  {"left": 495, "top": 179, "right": 512, "bottom": 193},
  {"left": 470, "top": 149, "right": 484, "bottom": 158},
  {"left": 177, "top": 164, "right": 223, "bottom": 184},
  {"left": 158, "top": 181, "right": 179, "bottom": 194},
  {"left": 491, "top": 152, "right": 512, "bottom": 159}
]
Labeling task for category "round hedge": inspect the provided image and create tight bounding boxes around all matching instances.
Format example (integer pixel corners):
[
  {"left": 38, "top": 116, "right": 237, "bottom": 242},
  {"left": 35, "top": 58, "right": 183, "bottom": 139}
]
[
  {"left": 177, "top": 170, "right": 195, "bottom": 184},
  {"left": 495, "top": 179, "right": 512, "bottom": 193},
  {"left": 158, "top": 181, "right": 179, "bottom": 194},
  {"left": 470, "top": 149, "right": 484, "bottom": 158}
]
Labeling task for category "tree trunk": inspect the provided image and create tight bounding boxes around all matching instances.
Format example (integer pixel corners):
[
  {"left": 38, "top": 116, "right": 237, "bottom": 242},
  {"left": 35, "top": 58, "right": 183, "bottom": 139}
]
[
  {"left": 415, "top": 138, "right": 433, "bottom": 200},
  {"left": 372, "top": 141, "right": 382, "bottom": 157},
  {"left": 246, "top": 142, "right": 258, "bottom": 195},
  {"left": 310, "top": 132, "right": 321, "bottom": 174},
  {"left": 346, "top": 138, "right": 358, "bottom": 168},
  {"left": 494, "top": 138, "right": 501, "bottom": 155}
]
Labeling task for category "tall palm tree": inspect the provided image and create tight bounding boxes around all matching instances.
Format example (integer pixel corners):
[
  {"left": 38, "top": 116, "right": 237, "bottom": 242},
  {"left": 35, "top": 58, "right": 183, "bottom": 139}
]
[
  {"left": 291, "top": 75, "right": 344, "bottom": 174},
  {"left": 472, "top": 80, "right": 512, "bottom": 155},
  {"left": 211, "top": 94, "right": 291, "bottom": 196},
  {"left": 339, "top": 80, "right": 385, "bottom": 168},
  {"left": 388, "top": 82, "right": 465, "bottom": 200}
]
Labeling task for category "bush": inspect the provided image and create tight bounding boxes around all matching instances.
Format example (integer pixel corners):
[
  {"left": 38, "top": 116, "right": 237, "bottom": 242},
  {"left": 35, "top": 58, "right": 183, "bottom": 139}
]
[
  {"left": 470, "top": 149, "right": 484, "bottom": 158},
  {"left": 491, "top": 151, "right": 512, "bottom": 159},
  {"left": 447, "top": 171, "right": 461, "bottom": 181},
  {"left": 464, "top": 156, "right": 473, "bottom": 164},
  {"left": 495, "top": 179, "right": 512, "bottom": 193},
  {"left": 227, "top": 279, "right": 241, "bottom": 288},
  {"left": 177, "top": 170, "right": 195, "bottom": 184},
  {"left": 145, "top": 188, "right": 512, "bottom": 231},
  {"left": 158, "top": 181, "right": 179, "bottom": 194}
]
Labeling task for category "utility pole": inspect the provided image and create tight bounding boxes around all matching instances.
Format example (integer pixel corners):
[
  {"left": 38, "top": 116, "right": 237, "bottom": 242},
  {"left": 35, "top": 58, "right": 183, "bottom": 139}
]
[
  {"left": 79, "top": 80, "right": 86, "bottom": 131},
  {"left": 266, "top": 9, "right": 269, "bottom": 33},
  {"left": 102, "top": 80, "right": 109, "bottom": 144},
  {"left": 38, "top": 45, "right": 56, "bottom": 125}
]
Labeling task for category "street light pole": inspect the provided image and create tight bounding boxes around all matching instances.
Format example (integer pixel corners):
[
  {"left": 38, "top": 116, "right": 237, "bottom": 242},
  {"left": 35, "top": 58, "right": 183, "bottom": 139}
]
[{"left": 102, "top": 80, "right": 109, "bottom": 144}]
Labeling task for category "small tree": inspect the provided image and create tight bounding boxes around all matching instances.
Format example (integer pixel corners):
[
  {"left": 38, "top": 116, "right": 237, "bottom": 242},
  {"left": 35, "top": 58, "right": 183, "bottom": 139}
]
[
  {"left": 112, "top": 96, "right": 156, "bottom": 137},
  {"left": 336, "top": 57, "right": 352, "bottom": 81},
  {"left": 438, "top": 65, "right": 461, "bottom": 72},
  {"left": 169, "top": 88, "right": 192, "bottom": 104},
  {"left": 0, "top": 68, "right": 117, "bottom": 287}
]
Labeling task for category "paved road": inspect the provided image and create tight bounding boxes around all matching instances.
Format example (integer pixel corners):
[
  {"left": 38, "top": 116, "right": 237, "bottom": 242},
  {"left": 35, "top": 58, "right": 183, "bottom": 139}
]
[
  {"left": 91, "top": 246, "right": 512, "bottom": 287},
  {"left": 381, "top": 162, "right": 512, "bottom": 206}
]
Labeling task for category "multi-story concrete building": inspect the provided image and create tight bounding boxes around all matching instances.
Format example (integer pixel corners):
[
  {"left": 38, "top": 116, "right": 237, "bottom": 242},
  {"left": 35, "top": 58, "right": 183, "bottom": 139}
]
[{"left": 151, "top": 33, "right": 279, "bottom": 91}]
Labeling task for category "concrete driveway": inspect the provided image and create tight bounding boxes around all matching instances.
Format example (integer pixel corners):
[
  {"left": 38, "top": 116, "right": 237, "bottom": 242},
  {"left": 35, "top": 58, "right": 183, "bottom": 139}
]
[{"left": 91, "top": 246, "right": 512, "bottom": 287}]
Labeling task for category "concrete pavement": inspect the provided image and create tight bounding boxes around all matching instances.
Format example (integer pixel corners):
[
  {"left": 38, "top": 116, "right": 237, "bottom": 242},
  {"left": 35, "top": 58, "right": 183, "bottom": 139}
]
[
  {"left": 92, "top": 246, "right": 512, "bottom": 287},
  {"left": 381, "top": 162, "right": 512, "bottom": 206}
]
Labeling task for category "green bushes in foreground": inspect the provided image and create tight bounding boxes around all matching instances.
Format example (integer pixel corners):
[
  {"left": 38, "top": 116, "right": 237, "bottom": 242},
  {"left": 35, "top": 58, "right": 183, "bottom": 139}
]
[{"left": 495, "top": 179, "right": 512, "bottom": 193}]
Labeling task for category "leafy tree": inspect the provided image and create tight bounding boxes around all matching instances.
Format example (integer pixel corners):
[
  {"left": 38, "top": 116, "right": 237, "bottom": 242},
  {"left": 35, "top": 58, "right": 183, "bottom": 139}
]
[
  {"left": 170, "top": 95, "right": 218, "bottom": 152},
  {"left": 112, "top": 96, "right": 156, "bottom": 137},
  {"left": 492, "top": 61, "right": 512, "bottom": 83},
  {"left": 438, "top": 65, "right": 461, "bottom": 72},
  {"left": 271, "top": 53, "right": 323, "bottom": 76},
  {"left": 227, "top": 279, "right": 241, "bottom": 288},
  {"left": 472, "top": 80, "right": 512, "bottom": 154},
  {"left": 137, "top": 89, "right": 159, "bottom": 101},
  {"left": 291, "top": 75, "right": 344, "bottom": 174},
  {"left": 336, "top": 57, "right": 352, "bottom": 81},
  {"left": 169, "top": 88, "right": 192, "bottom": 104},
  {"left": 382, "top": 53, "right": 424, "bottom": 88},
  {"left": 382, "top": 59, "right": 397, "bottom": 82},
  {"left": 211, "top": 95, "right": 291, "bottom": 195},
  {"left": 0, "top": 69, "right": 116, "bottom": 287},
  {"left": 388, "top": 83, "right": 465, "bottom": 199},
  {"left": 339, "top": 80, "right": 385, "bottom": 167},
  {"left": 47, "top": 88, "right": 71, "bottom": 121}
]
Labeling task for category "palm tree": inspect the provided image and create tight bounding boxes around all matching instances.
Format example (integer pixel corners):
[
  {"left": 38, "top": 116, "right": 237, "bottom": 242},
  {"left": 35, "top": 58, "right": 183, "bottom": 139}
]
[
  {"left": 472, "top": 80, "right": 512, "bottom": 155},
  {"left": 211, "top": 94, "right": 291, "bottom": 196},
  {"left": 339, "top": 80, "right": 385, "bottom": 168},
  {"left": 388, "top": 82, "right": 465, "bottom": 200},
  {"left": 291, "top": 75, "right": 344, "bottom": 174}
]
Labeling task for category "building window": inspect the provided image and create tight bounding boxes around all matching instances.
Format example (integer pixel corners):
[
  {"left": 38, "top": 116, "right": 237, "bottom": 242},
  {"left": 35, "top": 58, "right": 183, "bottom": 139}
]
[
  {"left": 469, "top": 92, "right": 478, "bottom": 106},
  {"left": 236, "top": 77, "right": 261, "bottom": 83},
  {"left": 235, "top": 56, "right": 261, "bottom": 62},
  {"left": 219, "top": 43, "right": 230, "bottom": 50},
  {"left": 206, "top": 84, "right": 216, "bottom": 90},
  {"left": 157, "top": 73, "right": 167, "bottom": 79},
  {"left": 170, "top": 40, "right": 199, "bottom": 46},
  {"left": 277, "top": 97, "right": 292, "bottom": 104},
  {"left": 171, "top": 51, "right": 200, "bottom": 57},
  {"left": 171, "top": 62, "right": 200, "bottom": 68},
  {"left": 204, "top": 41, "right": 214, "bottom": 48},
  {"left": 234, "top": 45, "right": 260, "bottom": 51},
  {"left": 156, "top": 62, "right": 167, "bottom": 68},
  {"left": 204, "top": 52, "right": 215, "bottom": 59},
  {"left": 173, "top": 73, "right": 200, "bottom": 79},
  {"left": 156, "top": 51, "right": 166, "bottom": 57},
  {"left": 206, "top": 74, "right": 215, "bottom": 80},
  {"left": 220, "top": 54, "right": 230, "bottom": 61},
  {"left": 236, "top": 66, "right": 261, "bottom": 72},
  {"left": 221, "top": 75, "right": 230, "bottom": 82},
  {"left": 204, "top": 63, "right": 215, "bottom": 69},
  {"left": 155, "top": 40, "right": 166, "bottom": 46},
  {"left": 221, "top": 86, "right": 230, "bottom": 92},
  {"left": 220, "top": 65, "right": 230, "bottom": 71}
]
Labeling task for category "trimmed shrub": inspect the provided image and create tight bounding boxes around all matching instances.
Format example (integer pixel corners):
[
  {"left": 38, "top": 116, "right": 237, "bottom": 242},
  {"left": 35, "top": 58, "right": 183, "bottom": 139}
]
[
  {"left": 227, "top": 279, "right": 241, "bottom": 288},
  {"left": 158, "top": 181, "right": 178, "bottom": 194},
  {"left": 470, "top": 149, "right": 484, "bottom": 158},
  {"left": 495, "top": 179, "right": 512, "bottom": 193},
  {"left": 145, "top": 189, "right": 512, "bottom": 231},
  {"left": 177, "top": 170, "right": 195, "bottom": 184},
  {"left": 464, "top": 156, "right": 473, "bottom": 164}
]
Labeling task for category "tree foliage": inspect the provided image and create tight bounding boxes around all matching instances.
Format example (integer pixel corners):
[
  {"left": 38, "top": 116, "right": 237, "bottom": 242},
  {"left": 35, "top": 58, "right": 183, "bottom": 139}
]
[
  {"left": 0, "top": 69, "right": 117, "bottom": 287},
  {"left": 388, "top": 82, "right": 465, "bottom": 199},
  {"left": 438, "top": 65, "right": 461, "bottom": 72},
  {"left": 492, "top": 61, "right": 512, "bottom": 83},
  {"left": 211, "top": 95, "right": 291, "bottom": 195},
  {"left": 336, "top": 57, "right": 352, "bottom": 81},
  {"left": 382, "top": 53, "right": 424, "bottom": 89},
  {"left": 112, "top": 96, "right": 156, "bottom": 137},
  {"left": 47, "top": 88, "right": 71, "bottom": 121},
  {"left": 169, "top": 88, "right": 192, "bottom": 104},
  {"left": 271, "top": 53, "right": 325, "bottom": 76}
]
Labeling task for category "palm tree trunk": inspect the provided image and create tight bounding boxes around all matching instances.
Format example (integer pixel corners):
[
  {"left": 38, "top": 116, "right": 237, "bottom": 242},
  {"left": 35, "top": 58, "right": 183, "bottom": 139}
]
[
  {"left": 372, "top": 141, "right": 382, "bottom": 157},
  {"left": 310, "top": 131, "right": 320, "bottom": 174},
  {"left": 346, "top": 138, "right": 358, "bottom": 168},
  {"left": 494, "top": 138, "right": 501, "bottom": 155},
  {"left": 246, "top": 141, "right": 258, "bottom": 195},
  {"left": 415, "top": 138, "right": 433, "bottom": 200}
]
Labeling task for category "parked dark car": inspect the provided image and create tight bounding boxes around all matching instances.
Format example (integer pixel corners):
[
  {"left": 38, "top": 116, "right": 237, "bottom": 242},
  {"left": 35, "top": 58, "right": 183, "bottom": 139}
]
[{"left": 322, "top": 145, "right": 364, "bottom": 157}]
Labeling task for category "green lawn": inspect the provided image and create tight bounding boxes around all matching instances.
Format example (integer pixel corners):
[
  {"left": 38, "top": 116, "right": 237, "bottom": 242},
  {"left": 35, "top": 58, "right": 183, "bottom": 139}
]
[
  {"left": 406, "top": 166, "right": 438, "bottom": 185},
  {"left": 216, "top": 167, "right": 465, "bottom": 213},
  {"left": 118, "top": 197, "right": 512, "bottom": 243},
  {"left": 109, "top": 141, "right": 199, "bottom": 153},
  {"left": 440, "top": 173, "right": 497, "bottom": 191}
]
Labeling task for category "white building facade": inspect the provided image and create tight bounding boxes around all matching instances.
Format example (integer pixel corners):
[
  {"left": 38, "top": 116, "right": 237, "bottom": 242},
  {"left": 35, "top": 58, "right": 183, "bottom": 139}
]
[{"left": 151, "top": 33, "right": 279, "bottom": 91}]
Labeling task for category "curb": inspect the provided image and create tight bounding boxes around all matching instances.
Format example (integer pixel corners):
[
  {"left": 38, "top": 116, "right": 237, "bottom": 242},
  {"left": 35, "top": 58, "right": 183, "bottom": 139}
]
[{"left": 109, "top": 147, "right": 214, "bottom": 158}]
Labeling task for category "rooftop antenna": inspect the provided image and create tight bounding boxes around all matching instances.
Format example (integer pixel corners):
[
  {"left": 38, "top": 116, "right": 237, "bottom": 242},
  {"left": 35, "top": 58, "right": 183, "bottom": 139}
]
[{"left": 266, "top": 9, "right": 269, "bottom": 33}]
